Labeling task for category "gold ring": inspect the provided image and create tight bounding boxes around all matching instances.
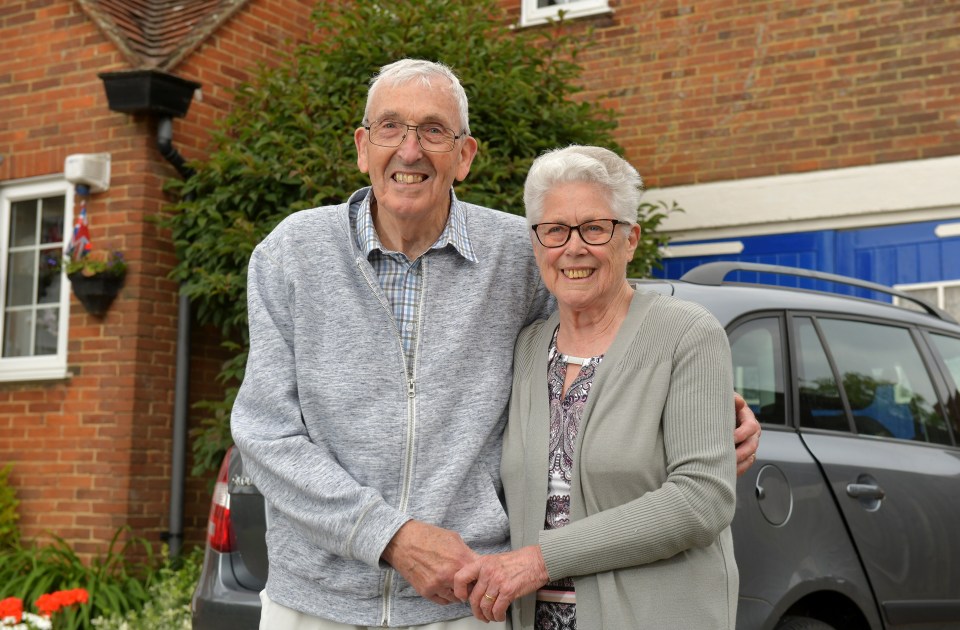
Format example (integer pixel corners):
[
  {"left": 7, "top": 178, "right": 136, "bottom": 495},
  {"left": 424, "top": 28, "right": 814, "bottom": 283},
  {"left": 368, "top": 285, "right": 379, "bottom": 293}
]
[{"left": 483, "top": 593, "right": 496, "bottom": 602}]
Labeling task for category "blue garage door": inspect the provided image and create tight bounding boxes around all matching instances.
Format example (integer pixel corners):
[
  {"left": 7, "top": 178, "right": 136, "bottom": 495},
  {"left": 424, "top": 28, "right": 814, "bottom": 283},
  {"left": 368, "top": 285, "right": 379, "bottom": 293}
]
[{"left": 657, "top": 219, "right": 960, "bottom": 298}]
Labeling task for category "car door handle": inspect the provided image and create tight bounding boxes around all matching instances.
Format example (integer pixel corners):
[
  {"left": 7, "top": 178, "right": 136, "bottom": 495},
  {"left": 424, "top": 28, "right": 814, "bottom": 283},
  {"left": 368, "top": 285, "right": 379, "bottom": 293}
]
[{"left": 846, "top": 483, "right": 885, "bottom": 500}]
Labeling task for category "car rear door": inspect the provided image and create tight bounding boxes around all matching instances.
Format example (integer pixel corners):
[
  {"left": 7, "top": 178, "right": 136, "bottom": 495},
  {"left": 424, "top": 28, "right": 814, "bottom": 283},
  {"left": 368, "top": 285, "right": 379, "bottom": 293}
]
[
  {"left": 791, "top": 314, "right": 960, "bottom": 628},
  {"left": 727, "top": 314, "right": 882, "bottom": 630}
]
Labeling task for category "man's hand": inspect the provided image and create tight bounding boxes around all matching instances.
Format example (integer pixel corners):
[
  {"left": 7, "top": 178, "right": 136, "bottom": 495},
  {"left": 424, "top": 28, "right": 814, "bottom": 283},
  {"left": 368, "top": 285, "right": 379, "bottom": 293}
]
[
  {"left": 382, "top": 520, "right": 477, "bottom": 605},
  {"left": 734, "top": 392, "right": 761, "bottom": 476},
  {"left": 453, "top": 546, "right": 549, "bottom": 623}
]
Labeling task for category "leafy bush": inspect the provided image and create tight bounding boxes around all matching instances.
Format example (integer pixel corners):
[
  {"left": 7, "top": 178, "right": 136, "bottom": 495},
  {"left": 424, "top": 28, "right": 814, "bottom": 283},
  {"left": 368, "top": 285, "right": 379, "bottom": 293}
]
[
  {"left": 165, "top": 0, "right": 673, "bottom": 473},
  {"left": 0, "top": 465, "right": 19, "bottom": 550},
  {"left": 91, "top": 546, "right": 202, "bottom": 630},
  {"left": 628, "top": 200, "right": 678, "bottom": 278},
  {"left": 0, "top": 528, "right": 155, "bottom": 630}
]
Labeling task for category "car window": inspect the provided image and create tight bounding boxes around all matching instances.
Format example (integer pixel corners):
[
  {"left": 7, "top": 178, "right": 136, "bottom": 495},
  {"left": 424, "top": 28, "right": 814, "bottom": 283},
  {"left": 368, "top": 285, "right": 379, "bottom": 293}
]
[
  {"left": 728, "top": 317, "right": 785, "bottom": 425},
  {"left": 794, "top": 317, "right": 850, "bottom": 432},
  {"left": 817, "top": 318, "right": 951, "bottom": 445},
  {"left": 928, "top": 332, "right": 960, "bottom": 443},
  {"left": 929, "top": 333, "right": 960, "bottom": 392}
]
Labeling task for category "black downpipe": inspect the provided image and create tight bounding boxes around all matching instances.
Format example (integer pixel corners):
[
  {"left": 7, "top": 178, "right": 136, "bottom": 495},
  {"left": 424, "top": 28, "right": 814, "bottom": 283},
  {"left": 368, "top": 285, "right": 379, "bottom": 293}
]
[
  {"left": 157, "top": 116, "right": 195, "bottom": 559},
  {"left": 157, "top": 117, "right": 194, "bottom": 180}
]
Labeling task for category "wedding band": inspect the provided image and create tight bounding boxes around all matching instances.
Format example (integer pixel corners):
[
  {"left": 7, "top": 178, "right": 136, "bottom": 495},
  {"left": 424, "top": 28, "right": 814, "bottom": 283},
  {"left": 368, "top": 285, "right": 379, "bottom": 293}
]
[{"left": 483, "top": 593, "right": 496, "bottom": 602}]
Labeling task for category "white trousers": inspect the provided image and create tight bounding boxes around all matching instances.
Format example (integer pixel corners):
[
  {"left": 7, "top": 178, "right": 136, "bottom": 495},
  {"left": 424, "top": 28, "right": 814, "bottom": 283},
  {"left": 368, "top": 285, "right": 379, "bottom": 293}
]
[{"left": 259, "top": 590, "right": 510, "bottom": 630}]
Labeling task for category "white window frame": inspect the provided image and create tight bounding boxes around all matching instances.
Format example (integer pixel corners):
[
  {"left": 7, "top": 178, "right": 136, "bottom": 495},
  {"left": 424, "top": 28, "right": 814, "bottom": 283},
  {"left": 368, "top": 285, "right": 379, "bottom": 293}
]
[
  {"left": 0, "top": 177, "right": 74, "bottom": 382},
  {"left": 894, "top": 279, "right": 960, "bottom": 323},
  {"left": 520, "top": 0, "right": 612, "bottom": 28}
]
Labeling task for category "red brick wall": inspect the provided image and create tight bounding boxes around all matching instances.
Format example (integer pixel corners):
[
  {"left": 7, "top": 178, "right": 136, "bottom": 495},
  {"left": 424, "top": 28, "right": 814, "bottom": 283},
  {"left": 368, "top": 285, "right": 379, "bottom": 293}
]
[
  {"left": 509, "top": 0, "right": 960, "bottom": 188},
  {"left": 161, "top": 0, "right": 318, "bottom": 548},
  {"left": 0, "top": 0, "right": 315, "bottom": 558}
]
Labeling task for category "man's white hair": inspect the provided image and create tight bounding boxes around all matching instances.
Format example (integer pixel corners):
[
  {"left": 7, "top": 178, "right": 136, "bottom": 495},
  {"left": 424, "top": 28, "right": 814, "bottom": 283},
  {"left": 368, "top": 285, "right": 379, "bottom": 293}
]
[{"left": 363, "top": 58, "right": 470, "bottom": 135}]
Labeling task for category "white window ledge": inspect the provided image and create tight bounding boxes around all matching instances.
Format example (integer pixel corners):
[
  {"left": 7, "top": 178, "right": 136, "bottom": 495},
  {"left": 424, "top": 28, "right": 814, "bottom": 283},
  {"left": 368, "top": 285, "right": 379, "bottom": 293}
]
[
  {"left": 520, "top": 1, "right": 612, "bottom": 28},
  {"left": 0, "top": 363, "right": 70, "bottom": 383}
]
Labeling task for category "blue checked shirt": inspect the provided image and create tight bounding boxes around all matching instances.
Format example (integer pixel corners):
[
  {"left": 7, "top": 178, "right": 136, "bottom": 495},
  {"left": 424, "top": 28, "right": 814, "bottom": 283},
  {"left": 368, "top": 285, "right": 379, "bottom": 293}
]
[{"left": 351, "top": 191, "right": 477, "bottom": 371}]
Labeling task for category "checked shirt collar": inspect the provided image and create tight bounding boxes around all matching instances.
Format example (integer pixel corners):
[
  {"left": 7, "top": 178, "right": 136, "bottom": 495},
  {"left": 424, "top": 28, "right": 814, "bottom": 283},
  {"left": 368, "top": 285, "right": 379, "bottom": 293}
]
[{"left": 353, "top": 189, "right": 478, "bottom": 264}]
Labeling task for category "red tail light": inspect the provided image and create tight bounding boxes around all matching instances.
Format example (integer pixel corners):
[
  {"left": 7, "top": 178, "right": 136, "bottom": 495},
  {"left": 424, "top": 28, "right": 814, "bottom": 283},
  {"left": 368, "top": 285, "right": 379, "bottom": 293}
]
[{"left": 207, "top": 447, "right": 236, "bottom": 553}]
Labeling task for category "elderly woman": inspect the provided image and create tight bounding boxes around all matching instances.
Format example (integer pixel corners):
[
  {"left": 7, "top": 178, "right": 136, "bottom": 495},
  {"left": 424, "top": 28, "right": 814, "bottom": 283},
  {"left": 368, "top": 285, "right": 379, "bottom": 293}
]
[{"left": 453, "top": 145, "right": 738, "bottom": 629}]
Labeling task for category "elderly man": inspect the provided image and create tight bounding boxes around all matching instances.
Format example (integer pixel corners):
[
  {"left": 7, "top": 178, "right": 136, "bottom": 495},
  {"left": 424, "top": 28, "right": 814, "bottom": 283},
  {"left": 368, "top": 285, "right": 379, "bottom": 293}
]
[{"left": 231, "top": 58, "right": 761, "bottom": 630}]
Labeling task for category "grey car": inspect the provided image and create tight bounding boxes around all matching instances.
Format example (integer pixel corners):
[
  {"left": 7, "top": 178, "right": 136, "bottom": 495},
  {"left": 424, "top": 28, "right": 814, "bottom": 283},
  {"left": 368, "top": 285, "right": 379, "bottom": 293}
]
[{"left": 192, "top": 262, "right": 960, "bottom": 629}]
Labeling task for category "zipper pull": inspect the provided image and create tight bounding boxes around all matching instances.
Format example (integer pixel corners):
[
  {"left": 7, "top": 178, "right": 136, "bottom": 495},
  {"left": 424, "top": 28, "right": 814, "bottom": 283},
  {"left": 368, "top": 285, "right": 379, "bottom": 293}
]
[{"left": 408, "top": 379, "right": 416, "bottom": 398}]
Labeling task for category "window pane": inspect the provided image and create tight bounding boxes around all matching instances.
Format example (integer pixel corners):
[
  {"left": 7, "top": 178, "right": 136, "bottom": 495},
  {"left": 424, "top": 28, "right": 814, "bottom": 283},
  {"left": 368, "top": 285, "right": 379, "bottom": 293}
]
[
  {"left": 729, "top": 317, "right": 785, "bottom": 424},
  {"left": 929, "top": 333, "right": 960, "bottom": 442},
  {"left": 5, "top": 251, "right": 35, "bottom": 307},
  {"left": 930, "top": 333, "right": 960, "bottom": 391},
  {"left": 794, "top": 317, "right": 850, "bottom": 432},
  {"left": 901, "top": 287, "right": 938, "bottom": 303},
  {"left": 818, "top": 319, "right": 950, "bottom": 445},
  {"left": 38, "top": 247, "right": 62, "bottom": 305},
  {"left": 903, "top": 287, "right": 938, "bottom": 313},
  {"left": 34, "top": 307, "right": 58, "bottom": 355},
  {"left": 1, "top": 186, "right": 68, "bottom": 375},
  {"left": 944, "top": 287, "right": 960, "bottom": 321},
  {"left": 10, "top": 200, "right": 38, "bottom": 247},
  {"left": 2, "top": 310, "right": 32, "bottom": 358},
  {"left": 40, "top": 196, "right": 65, "bottom": 244},
  {"left": 895, "top": 282, "right": 960, "bottom": 321}
]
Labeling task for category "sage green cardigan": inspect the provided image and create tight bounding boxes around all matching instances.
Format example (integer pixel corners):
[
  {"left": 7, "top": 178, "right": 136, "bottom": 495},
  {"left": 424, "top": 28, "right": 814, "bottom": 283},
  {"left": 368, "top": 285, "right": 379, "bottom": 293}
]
[{"left": 502, "top": 289, "right": 738, "bottom": 629}]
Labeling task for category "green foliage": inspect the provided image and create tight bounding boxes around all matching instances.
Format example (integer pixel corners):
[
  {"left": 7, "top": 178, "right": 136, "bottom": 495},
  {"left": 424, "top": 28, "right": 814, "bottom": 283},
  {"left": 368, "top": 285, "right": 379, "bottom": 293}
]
[
  {"left": 165, "top": 0, "right": 674, "bottom": 473},
  {"left": 189, "top": 348, "right": 244, "bottom": 478},
  {"left": 65, "top": 251, "right": 128, "bottom": 278},
  {"left": 0, "top": 528, "right": 155, "bottom": 630},
  {"left": 47, "top": 250, "right": 128, "bottom": 278},
  {"left": 0, "top": 465, "right": 19, "bottom": 550},
  {"left": 628, "top": 200, "right": 681, "bottom": 278},
  {"left": 91, "top": 546, "right": 202, "bottom": 630}
]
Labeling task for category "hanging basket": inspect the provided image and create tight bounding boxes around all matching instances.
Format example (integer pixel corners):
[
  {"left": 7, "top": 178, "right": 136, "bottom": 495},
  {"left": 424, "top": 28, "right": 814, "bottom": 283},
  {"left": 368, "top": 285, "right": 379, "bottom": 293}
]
[{"left": 68, "top": 272, "right": 125, "bottom": 317}]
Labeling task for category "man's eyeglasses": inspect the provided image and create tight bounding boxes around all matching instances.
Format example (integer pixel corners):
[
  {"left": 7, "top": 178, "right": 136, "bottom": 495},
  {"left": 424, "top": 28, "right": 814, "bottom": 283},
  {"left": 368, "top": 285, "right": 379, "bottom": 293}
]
[
  {"left": 364, "top": 120, "right": 466, "bottom": 153},
  {"left": 531, "top": 219, "right": 629, "bottom": 248}
]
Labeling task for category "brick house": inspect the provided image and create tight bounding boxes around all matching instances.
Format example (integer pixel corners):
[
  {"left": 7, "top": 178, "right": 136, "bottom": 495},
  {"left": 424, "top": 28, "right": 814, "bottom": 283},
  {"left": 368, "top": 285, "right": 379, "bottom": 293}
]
[
  {"left": 2, "top": 0, "right": 958, "bottom": 559},
  {"left": 567, "top": 2, "right": 960, "bottom": 314},
  {"left": 0, "top": 0, "right": 316, "bottom": 557}
]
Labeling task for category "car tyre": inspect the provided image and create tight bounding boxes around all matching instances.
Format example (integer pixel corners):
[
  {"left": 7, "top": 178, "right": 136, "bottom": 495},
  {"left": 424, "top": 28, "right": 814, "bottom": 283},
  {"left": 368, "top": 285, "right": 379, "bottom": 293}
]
[{"left": 776, "top": 617, "right": 836, "bottom": 630}]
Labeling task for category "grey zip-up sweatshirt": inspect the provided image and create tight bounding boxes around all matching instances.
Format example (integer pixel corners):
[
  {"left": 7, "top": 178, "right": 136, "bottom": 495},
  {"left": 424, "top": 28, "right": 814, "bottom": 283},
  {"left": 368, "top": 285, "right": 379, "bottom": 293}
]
[{"left": 231, "top": 188, "right": 552, "bottom": 627}]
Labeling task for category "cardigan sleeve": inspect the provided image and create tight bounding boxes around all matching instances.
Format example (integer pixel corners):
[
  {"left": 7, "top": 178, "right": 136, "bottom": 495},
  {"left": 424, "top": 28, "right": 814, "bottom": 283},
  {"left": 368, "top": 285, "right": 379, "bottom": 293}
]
[{"left": 537, "top": 301, "right": 736, "bottom": 579}]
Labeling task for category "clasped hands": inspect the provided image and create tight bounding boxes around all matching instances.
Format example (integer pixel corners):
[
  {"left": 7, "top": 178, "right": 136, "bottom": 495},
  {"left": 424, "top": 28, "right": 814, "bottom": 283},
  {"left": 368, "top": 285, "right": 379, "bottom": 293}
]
[
  {"left": 383, "top": 397, "right": 761, "bottom": 621},
  {"left": 383, "top": 520, "right": 548, "bottom": 623}
]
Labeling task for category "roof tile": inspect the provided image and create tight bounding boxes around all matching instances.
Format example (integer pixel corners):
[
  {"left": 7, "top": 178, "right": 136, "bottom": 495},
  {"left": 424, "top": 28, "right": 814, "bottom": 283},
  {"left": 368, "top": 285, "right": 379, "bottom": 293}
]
[{"left": 78, "top": 0, "right": 251, "bottom": 70}]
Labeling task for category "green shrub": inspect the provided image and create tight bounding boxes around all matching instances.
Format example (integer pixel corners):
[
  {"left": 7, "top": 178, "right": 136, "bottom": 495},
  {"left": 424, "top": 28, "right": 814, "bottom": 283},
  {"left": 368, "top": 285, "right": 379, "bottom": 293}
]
[
  {"left": 0, "top": 464, "right": 19, "bottom": 550},
  {"left": 0, "top": 528, "right": 155, "bottom": 630},
  {"left": 165, "top": 0, "right": 674, "bottom": 474},
  {"left": 91, "top": 546, "right": 202, "bottom": 630}
]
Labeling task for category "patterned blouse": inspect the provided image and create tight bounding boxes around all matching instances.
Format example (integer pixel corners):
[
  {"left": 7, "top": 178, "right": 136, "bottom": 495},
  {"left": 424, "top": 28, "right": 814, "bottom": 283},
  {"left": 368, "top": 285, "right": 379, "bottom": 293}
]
[{"left": 535, "top": 326, "right": 604, "bottom": 630}]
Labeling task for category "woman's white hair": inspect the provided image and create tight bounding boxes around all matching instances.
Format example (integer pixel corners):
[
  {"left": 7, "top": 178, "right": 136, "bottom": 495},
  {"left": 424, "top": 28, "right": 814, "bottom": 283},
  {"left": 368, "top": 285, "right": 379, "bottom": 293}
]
[
  {"left": 363, "top": 58, "right": 470, "bottom": 135},
  {"left": 523, "top": 145, "right": 643, "bottom": 226}
]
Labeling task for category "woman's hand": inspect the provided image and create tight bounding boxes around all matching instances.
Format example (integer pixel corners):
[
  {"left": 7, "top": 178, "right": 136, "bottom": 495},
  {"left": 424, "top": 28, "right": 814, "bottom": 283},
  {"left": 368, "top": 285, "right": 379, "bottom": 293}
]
[{"left": 453, "top": 545, "right": 549, "bottom": 623}]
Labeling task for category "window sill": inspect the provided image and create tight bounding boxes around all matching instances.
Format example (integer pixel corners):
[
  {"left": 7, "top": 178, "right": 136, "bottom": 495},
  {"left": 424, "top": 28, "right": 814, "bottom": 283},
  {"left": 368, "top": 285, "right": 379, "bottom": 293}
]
[
  {"left": 518, "top": 4, "right": 613, "bottom": 28},
  {"left": 0, "top": 364, "right": 70, "bottom": 383}
]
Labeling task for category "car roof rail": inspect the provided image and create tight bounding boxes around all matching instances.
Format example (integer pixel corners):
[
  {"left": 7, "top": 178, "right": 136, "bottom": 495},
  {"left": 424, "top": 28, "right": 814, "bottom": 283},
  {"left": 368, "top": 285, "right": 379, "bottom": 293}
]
[{"left": 680, "top": 261, "right": 956, "bottom": 323}]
